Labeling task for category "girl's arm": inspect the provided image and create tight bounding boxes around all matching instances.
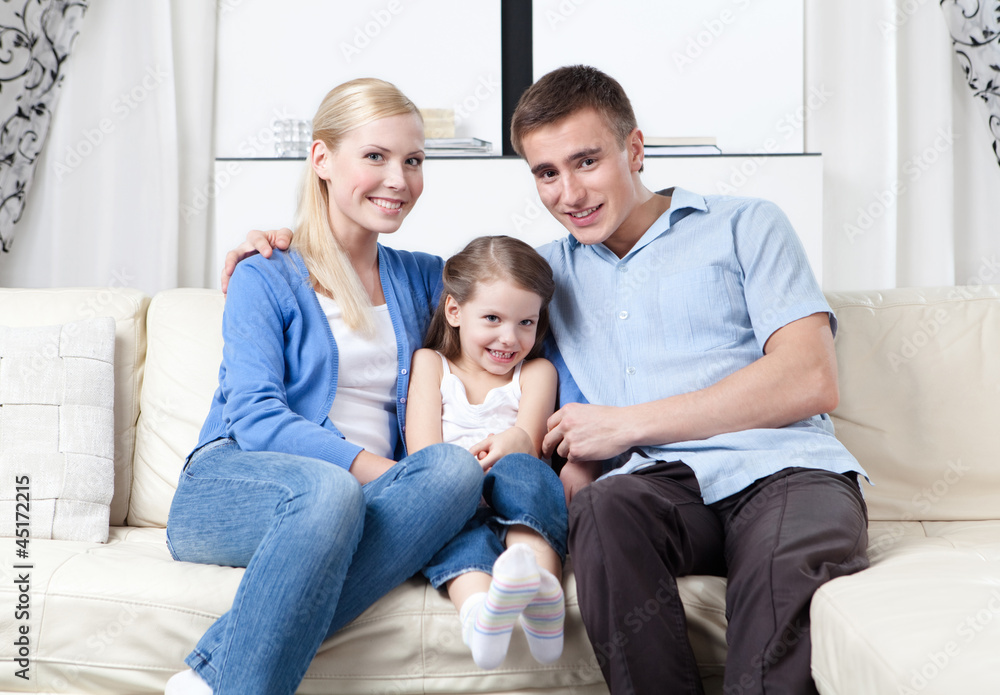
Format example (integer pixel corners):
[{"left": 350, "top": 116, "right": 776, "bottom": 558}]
[
  {"left": 512, "top": 357, "right": 558, "bottom": 456},
  {"left": 471, "top": 357, "right": 558, "bottom": 468},
  {"left": 404, "top": 348, "right": 446, "bottom": 454}
]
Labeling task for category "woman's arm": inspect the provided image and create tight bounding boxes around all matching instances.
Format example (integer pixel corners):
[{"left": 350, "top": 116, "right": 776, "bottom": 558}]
[
  {"left": 218, "top": 259, "right": 364, "bottom": 470},
  {"left": 404, "top": 348, "right": 446, "bottom": 454}
]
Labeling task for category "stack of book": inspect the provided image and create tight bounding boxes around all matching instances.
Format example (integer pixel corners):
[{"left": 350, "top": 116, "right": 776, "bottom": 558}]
[
  {"left": 643, "top": 136, "right": 720, "bottom": 156},
  {"left": 425, "top": 138, "right": 494, "bottom": 157}
]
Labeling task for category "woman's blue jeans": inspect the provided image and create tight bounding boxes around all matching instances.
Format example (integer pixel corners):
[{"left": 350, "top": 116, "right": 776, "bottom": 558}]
[
  {"left": 422, "top": 453, "right": 568, "bottom": 588},
  {"left": 166, "top": 438, "right": 482, "bottom": 695}
]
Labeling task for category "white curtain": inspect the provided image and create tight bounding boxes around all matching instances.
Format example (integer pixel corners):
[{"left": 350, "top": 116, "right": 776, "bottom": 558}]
[
  {"left": 0, "top": 0, "right": 216, "bottom": 295},
  {"left": 807, "top": 0, "right": 1000, "bottom": 291},
  {"left": 0, "top": 0, "right": 87, "bottom": 253}
]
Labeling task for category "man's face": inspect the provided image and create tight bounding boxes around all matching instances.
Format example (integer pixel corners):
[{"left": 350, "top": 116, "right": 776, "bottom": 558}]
[{"left": 520, "top": 107, "right": 642, "bottom": 250}]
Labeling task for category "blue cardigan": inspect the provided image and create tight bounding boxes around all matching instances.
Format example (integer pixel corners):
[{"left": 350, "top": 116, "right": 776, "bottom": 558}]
[{"left": 194, "top": 246, "right": 444, "bottom": 468}]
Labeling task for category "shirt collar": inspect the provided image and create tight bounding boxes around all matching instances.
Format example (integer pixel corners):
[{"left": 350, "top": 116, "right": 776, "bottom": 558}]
[{"left": 564, "top": 186, "right": 709, "bottom": 255}]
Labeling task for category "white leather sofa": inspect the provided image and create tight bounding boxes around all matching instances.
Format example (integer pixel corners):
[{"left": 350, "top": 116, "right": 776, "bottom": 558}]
[{"left": 0, "top": 283, "right": 997, "bottom": 695}]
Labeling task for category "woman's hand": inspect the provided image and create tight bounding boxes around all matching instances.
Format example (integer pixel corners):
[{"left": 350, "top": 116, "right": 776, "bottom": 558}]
[
  {"left": 350, "top": 450, "right": 395, "bottom": 485},
  {"left": 468, "top": 426, "right": 534, "bottom": 471},
  {"left": 559, "top": 460, "right": 603, "bottom": 505}
]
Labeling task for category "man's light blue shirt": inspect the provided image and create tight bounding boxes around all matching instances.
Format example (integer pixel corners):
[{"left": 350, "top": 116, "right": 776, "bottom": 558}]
[{"left": 538, "top": 187, "right": 866, "bottom": 504}]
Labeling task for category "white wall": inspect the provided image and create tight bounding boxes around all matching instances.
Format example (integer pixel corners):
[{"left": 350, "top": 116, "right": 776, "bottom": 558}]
[
  {"left": 533, "top": 0, "right": 805, "bottom": 154},
  {"left": 211, "top": 0, "right": 819, "bottom": 286},
  {"left": 215, "top": 0, "right": 805, "bottom": 157},
  {"left": 213, "top": 155, "right": 825, "bottom": 287},
  {"left": 215, "top": 0, "right": 504, "bottom": 157}
]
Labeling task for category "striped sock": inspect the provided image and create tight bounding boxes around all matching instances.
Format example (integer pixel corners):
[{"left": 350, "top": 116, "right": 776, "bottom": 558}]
[
  {"left": 460, "top": 544, "right": 540, "bottom": 669},
  {"left": 519, "top": 567, "right": 565, "bottom": 664}
]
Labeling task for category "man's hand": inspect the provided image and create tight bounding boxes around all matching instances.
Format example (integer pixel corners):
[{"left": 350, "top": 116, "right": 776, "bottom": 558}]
[
  {"left": 542, "top": 403, "right": 632, "bottom": 463},
  {"left": 468, "top": 426, "right": 534, "bottom": 471},
  {"left": 221, "top": 227, "right": 294, "bottom": 294},
  {"left": 559, "top": 459, "right": 602, "bottom": 505}
]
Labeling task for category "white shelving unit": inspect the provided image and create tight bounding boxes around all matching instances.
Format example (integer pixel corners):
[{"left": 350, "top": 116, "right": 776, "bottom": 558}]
[{"left": 212, "top": 154, "right": 824, "bottom": 288}]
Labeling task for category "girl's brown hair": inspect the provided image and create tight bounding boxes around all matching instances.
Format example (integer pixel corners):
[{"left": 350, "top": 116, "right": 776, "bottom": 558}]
[{"left": 425, "top": 236, "right": 555, "bottom": 361}]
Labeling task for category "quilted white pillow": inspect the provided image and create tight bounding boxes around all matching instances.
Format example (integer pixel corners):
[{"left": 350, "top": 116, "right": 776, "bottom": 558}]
[{"left": 0, "top": 317, "right": 115, "bottom": 542}]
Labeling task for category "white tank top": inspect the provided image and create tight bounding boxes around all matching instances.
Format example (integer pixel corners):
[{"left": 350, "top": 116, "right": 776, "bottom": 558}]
[
  {"left": 317, "top": 292, "right": 398, "bottom": 459},
  {"left": 439, "top": 351, "right": 522, "bottom": 451}
]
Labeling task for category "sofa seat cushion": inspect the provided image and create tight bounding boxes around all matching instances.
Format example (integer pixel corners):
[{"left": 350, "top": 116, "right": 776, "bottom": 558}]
[
  {"left": 0, "top": 528, "right": 612, "bottom": 693},
  {"left": 0, "top": 526, "right": 734, "bottom": 694},
  {"left": 811, "top": 520, "right": 1000, "bottom": 694}
]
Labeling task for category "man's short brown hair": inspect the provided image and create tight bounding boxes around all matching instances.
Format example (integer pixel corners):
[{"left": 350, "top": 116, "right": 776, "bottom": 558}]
[{"left": 510, "top": 65, "right": 638, "bottom": 157}]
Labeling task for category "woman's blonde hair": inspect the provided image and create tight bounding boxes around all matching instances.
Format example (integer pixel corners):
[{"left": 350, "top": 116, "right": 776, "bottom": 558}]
[
  {"left": 293, "top": 78, "right": 422, "bottom": 335},
  {"left": 424, "top": 236, "right": 555, "bottom": 361}
]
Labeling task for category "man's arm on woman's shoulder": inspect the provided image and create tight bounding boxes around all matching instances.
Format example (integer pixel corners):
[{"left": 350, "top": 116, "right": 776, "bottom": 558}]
[{"left": 221, "top": 227, "right": 294, "bottom": 293}]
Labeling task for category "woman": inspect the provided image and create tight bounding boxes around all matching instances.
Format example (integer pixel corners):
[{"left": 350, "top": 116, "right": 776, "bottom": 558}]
[{"left": 165, "top": 79, "right": 483, "bottom": 695}]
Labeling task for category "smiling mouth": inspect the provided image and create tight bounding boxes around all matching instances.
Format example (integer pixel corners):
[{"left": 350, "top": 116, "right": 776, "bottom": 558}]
[
  {"left": 370, "top": 197, "right": 403, "bottom": 210},
  {"left": 569, "top": 205, "right": 601, "bottom": 218},
  {"left": 488, "top": 349, "right": 515, "bottom": 360}
]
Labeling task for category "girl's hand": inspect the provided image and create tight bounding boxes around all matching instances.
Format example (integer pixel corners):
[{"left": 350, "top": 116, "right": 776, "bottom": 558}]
[
  {"left": 468, "top": 426, "right": 534, "bottom": 471},
  {"left": 559, "top": 460, "right": 603, "bottom": 505}
]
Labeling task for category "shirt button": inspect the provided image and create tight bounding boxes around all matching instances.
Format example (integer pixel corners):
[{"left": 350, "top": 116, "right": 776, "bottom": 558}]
[
  {"left": 400, "top": 368, "right": 407, "bottom": 375},
  {"left": 618, "top": 310, "right": 628, "bottom": 320},
  {"left": 626, "top": 366, "right": 636, "bottom": 375},
  {"left": 619, "top": 265, "right": 629, "bottom": 273},
  {"left": 400, "top": 397, "right": 407, "bottom": 403}
]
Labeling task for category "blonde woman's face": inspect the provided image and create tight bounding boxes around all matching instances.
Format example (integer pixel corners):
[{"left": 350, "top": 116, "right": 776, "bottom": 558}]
[{"left": 313, "top": 112, "right": 425, "bottom": 239}]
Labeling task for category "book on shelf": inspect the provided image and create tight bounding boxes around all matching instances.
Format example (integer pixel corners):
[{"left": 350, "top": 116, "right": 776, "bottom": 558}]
[
  {"left": 425, "top": 137, "right": 494, "bottom": 157},
  {"left": 643, "top": 135, "right": 721, "bottom": 156}
]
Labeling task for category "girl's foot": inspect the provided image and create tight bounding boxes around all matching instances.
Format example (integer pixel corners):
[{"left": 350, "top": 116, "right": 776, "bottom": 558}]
[
  {"left": 460, "top": 543, "right": 540, "bottom": 669},
  {"left": 519, "top": 566, "right": 565, "bottom": 664}
]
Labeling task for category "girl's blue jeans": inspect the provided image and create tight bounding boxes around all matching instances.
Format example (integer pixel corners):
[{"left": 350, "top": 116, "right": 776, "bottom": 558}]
[
  {"left": 422, "top": 453, "right": 569, "bottom": 588},
  {"left": 166, "top": 438, "right": 482, "bottom": 695}
]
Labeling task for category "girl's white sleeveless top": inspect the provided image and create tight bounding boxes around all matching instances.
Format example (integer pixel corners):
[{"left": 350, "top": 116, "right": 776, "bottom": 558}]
[{"left": 438, "top": 352, "right": 522, "bottom": 451}]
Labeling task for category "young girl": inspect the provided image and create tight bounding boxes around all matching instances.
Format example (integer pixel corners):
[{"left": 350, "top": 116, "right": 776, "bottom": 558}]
[{"left": 406, "top": 235, "right": 569, "bottom": 670}]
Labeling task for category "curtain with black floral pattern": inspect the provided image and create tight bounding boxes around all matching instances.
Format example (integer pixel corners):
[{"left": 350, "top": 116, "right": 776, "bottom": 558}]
[
  {"left": 940, "top": 0, "right": 1000, "bottom": 167},
  {"left": 0, "top": 0, "right": 87, "bottom": 253}
]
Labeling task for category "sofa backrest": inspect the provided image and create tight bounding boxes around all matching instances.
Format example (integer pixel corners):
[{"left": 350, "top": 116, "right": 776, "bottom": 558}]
[
  {"left": 0, "top": 287, "right": 150, "bottom": 526},
  {"left": 126, "top": 284, "right": 1000, "bottom": 528},
  {"left": 827, "top": 284, "right": 1000, "bottom": 522},
  {"left": 129, "top": 289, "right": 224, "bottom": 527}
]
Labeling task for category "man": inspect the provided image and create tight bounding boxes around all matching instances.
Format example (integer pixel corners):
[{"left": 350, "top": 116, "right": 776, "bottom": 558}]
[
  {"left": 512, "top": 65, "right": 868, "bottom": 695},
  {"left": 228, "top": 65, "right": 869, "bottom": 695}
]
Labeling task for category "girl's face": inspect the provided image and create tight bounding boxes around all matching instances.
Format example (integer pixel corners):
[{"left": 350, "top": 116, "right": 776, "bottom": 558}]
[
  {"left": 445, "top": 277, "right": 543, "bottom": 377},
  {"left": 311, "top": 112, "right": 425, "bottom": 240}
]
